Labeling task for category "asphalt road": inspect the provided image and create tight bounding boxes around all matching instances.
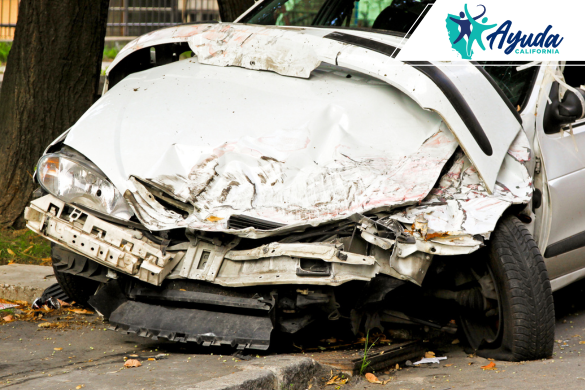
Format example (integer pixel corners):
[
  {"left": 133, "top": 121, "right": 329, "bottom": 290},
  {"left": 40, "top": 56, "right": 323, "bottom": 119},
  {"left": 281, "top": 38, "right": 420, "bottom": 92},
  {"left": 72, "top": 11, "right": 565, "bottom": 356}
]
[
  {"left": 3, "top": 280, "right": 585, "bottom": 390},
  {"left": 0, "top": 316, "right": 243, "bottom": 390}
]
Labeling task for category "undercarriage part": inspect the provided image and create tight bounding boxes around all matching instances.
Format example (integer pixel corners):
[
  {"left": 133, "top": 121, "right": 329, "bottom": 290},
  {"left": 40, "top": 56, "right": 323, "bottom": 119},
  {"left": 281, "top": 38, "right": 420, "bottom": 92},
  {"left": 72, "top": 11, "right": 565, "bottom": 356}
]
[
  {"left": 39, "top": 283, "right": 71, "bottom": 304},
  {"left": 109, "top": 301, "right": 272, "bottom": 350},
  {"left": 354, "top": 275, "right": 406, "bottom": 308},
  {"left": 89, "top": 279, "right": 273, "bottom": 350},
  {"left": 380, "top": 310, "right": 457, "bottom": 334},
  {"left": 52, "top": 244, "right": 109, "bottom": 283},
  {"left": 129, "top": 285, "right": 272, "bottom": 311},
  {"left": 390, "top": 249, "right": 433, "bottom": 286},
  {"left": 433, "top": 287, "right": 487, "bottom": 311}
]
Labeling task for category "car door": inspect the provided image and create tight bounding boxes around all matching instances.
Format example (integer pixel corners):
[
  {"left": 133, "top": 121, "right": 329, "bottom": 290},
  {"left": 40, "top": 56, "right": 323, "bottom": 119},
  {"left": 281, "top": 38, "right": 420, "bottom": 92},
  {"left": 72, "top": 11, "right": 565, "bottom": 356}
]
[{"left": 535, "top": 62, "right": 585, "bottom": 284}]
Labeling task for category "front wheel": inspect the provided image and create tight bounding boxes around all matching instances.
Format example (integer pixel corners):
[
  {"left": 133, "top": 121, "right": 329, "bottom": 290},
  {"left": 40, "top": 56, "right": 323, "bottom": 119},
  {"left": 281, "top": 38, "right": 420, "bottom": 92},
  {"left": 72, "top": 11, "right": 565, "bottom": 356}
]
[{"left": 460, "top": 215, "right": 555, "bottom": 361}]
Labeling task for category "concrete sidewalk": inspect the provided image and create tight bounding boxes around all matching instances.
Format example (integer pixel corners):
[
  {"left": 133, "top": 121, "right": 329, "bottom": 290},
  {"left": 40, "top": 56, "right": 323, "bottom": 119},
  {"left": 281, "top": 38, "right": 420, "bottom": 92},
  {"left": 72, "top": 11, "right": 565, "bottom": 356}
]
[{"left": 0, "top": 264, "right": 55, "bottom": 303}]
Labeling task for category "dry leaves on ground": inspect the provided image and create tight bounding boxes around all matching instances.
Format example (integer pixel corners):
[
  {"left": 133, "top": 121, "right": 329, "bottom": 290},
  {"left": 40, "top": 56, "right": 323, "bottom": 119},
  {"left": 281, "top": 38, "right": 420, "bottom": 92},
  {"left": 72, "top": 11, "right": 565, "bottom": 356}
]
[
  {"left": 67, "top": 308, "right": 94, "bottom": 315},
  {"left": 481, "top": 361, "right": 497, "bottom": 370},
  {"left": 424, "top": 351, "right": 436, "bottom": 358},
  {"left": 124, "top": 359, "right": 142, "bottom": 368},
  {"left": 326, "top": 375, "right": 348, "bottom": 385},
  {"left": 365, "top": 373, "right": 392, "bottom": 385},
  {"left": 38, "top": 322, "right": 66, "bottom": 329},
  {"left": 2, "top": 314, "right": 14, "bottom": 323}
]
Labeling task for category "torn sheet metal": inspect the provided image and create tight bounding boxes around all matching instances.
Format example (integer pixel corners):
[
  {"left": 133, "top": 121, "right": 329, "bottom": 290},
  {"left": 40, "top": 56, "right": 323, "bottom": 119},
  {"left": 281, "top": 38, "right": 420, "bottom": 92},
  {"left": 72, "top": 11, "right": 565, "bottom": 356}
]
[{"left": 385, "top": 130, "right": 533, "bottom": 240}]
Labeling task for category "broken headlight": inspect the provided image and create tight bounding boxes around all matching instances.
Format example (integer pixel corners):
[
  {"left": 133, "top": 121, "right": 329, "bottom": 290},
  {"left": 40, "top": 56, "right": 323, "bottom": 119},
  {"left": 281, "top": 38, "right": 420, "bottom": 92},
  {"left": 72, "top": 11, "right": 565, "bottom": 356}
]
[{"left": 36, "top": 153, "right": 133, "bottom": 219}]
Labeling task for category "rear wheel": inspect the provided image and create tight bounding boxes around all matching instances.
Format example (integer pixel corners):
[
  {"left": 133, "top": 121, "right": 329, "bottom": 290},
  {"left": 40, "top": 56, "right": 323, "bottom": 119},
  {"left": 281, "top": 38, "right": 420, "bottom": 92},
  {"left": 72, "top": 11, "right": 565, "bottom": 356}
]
[{"left": 459, "top": 215, "right": 555, "bottom": 361}]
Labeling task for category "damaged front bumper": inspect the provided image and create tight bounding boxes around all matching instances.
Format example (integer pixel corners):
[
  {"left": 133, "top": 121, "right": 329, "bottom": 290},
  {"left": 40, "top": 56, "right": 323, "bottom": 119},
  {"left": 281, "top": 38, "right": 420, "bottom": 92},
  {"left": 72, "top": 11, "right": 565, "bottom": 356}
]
[
  {"left": 24, "top": 194, "right": 493, "bottom": 351},
  {"left": 25, "top": 195, "right": 383, "bottom": 288}
]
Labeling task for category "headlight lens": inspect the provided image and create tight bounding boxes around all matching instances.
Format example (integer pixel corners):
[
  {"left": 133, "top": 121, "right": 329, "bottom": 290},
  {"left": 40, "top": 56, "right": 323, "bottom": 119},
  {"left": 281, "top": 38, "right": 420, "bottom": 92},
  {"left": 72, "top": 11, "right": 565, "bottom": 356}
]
[{"left": 37, "top": 154, "right": 133, "bottom": 219}]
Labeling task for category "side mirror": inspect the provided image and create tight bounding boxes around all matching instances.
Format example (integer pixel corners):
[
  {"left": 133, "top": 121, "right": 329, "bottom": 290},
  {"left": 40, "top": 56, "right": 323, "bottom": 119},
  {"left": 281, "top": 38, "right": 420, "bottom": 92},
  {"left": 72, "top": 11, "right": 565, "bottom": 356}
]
[{"left": 544, "top": 82, "right": 585, "bottom": 134}]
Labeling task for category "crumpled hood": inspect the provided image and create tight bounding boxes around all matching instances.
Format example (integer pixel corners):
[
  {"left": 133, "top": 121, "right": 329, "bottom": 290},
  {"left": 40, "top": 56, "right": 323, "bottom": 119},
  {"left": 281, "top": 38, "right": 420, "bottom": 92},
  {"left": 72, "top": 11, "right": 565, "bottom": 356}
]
[
  {"left": 63, "top": 24, "right": 531, "bottom": 238},
  {"left": 64, "top": 59, "right": 460, "bottom": 231}
]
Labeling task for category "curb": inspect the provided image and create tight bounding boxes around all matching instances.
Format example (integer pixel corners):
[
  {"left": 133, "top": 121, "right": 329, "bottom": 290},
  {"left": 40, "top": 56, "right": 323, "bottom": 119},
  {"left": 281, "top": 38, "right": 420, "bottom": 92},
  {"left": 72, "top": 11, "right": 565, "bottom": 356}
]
[
  {"left": 180, "top": 356, "right": 323, "bottom": 390},
  {"left": 0, "top": 264, "right": 55, "bottom": 303}
]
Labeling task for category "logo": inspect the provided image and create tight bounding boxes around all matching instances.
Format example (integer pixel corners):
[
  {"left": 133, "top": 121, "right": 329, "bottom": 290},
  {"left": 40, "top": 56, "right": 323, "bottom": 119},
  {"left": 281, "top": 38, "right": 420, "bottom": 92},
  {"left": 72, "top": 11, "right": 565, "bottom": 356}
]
[
  {"left": 446, "top": 4, "right": 496, "bottom": 59},
  {"left": 446, "top": 4, "right": 563, "bottom": 59}
]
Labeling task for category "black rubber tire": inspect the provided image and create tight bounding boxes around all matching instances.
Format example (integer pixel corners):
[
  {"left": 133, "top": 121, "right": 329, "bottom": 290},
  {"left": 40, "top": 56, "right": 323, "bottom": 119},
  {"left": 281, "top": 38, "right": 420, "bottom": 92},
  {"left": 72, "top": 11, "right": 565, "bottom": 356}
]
[
  {"left": 461, "top": 215, "right": 555, "bottom": 361},
  {"left": 52, "top": 264, "right": 100, "bottom": 306}
]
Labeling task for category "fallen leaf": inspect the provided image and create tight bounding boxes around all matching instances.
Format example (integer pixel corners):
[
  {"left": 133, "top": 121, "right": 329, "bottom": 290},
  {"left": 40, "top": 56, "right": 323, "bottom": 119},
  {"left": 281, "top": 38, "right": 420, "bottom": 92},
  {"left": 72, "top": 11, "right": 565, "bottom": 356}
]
[
  {"left": 481, "top": 361, "right": 497, "bottom": 370},
  {"left": 76, "top": 385, "right": 84, "bottom": 389},
  {"left": 579, "top": 341, "right": 585, "bottom": 345},
  {"left": 179, "top": 289, "right": 187, "bottom": 291},
  {"left": 68, "top": 308, "right": 94, "bottom": 315},
  {"left": 444, "top": 364, "right": 453, "bottom": 367},
  {"left": 425, "top": 351, "right": 436, "bottom": 358},
  {"left": 38, "top": 322, "right": 52, "bottom": 328},
  {"left": 2, "top": 315, "right": 14, "bottom": 323},
  {"left": 124, "top": 359, "right": 142, "bottom": 368},
  {"left": 206, "top": 216, "right": 223, "bottom": 222},
  {"left": 451, "top": 339, "right": 460, "bottom": 345},
  {"left": 148, "top": 358, "right": 155, "bottom": 361},
  {"left": 22, "top": 245, "right": 34, "bottom": 254},
  {"left": 57, "top": 299, "right": 71, "bottom": 307},
  {"left": 54, "top": 348, "right": 63, "bottom": 351},
  {"left": 129, "top": 354, "right": 139, "bottom": 357},
  {"left": 365, "top": 373, "right": 382, "bottom": 384},
  {"left": 325, "top": 375, "right": 348, "bottom": 386},
  {"left": 395, "top": 364, "right": 399, "bottom": 369},
  {"left": 7, "top": 248, "right": 15, "bottom": 256}
]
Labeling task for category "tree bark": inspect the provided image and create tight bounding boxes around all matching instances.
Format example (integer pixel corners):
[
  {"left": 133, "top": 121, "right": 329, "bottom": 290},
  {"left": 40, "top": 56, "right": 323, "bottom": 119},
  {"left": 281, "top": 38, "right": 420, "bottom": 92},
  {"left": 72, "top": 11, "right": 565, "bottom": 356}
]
[
  {"left": 217, "top": 0, "right": 255, "bottom": 22},
  {"left": 0, "top": 0, "right": 110, "bottom": 227}
]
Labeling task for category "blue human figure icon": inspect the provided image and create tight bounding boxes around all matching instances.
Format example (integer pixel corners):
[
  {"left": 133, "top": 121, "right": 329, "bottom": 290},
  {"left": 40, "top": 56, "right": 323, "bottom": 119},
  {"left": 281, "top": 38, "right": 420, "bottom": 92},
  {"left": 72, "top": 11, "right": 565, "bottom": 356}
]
[
  {"left": 464, "top": 4, "right": 497, "bottom": 56},
  {"left": 449, "top": 5, "right": 486, "bottom": 45}
]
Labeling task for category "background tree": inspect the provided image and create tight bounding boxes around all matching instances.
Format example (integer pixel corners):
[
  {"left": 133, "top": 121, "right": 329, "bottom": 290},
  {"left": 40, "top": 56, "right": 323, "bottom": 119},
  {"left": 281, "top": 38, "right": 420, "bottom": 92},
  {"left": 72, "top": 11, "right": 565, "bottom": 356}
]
[
  {"left": 217, "top": 0, "right": 255, "bottom": 22},
  {"left": 0, "top": 0, "right": 110, "bottom": 227}
]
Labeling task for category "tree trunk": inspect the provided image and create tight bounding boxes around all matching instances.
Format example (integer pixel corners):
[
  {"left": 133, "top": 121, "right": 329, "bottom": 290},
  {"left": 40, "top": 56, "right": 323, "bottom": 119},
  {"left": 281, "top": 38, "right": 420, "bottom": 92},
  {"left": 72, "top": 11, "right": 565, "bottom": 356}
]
[
  {"left": 0, "top": 0, "right": 110, "bottom": 227},
  {"left": 217, "top": 0, "right": 255, "bottom": 22}
]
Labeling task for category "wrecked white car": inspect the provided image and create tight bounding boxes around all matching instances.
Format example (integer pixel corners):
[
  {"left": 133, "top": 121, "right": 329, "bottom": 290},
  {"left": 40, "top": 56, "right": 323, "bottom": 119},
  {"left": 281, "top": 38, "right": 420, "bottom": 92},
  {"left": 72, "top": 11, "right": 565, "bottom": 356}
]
[{"left": 23, "top": 1, "right": 585, "bottom": 361}]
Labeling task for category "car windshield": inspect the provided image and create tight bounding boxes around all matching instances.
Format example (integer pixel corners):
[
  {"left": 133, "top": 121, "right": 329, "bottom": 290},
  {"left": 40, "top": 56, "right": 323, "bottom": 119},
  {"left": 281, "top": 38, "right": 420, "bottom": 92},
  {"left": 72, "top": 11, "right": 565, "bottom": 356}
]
[{"left": 239, "top": 0, "right": 435, "bottom": 34}]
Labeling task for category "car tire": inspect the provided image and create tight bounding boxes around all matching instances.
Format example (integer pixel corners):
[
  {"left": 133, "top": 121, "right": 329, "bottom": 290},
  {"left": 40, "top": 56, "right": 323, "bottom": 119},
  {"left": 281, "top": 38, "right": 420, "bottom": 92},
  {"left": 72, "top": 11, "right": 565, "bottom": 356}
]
[
  {"left": 52, "top": 264, "right": 100, "bottom": 306},
  {"left": 460, "top": 215, "right": 555, "bottom": 361}
]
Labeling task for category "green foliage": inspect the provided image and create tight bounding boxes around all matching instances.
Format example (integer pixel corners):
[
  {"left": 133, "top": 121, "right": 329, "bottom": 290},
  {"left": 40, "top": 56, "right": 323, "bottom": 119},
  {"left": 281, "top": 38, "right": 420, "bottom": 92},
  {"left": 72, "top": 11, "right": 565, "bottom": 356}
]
[
  {"left": 0, "top": 228, "right": 52, "bottom": 266},
  {"left": 0, "top": 41, "right": 12, "bottom": 65},
  {"left": 359, "top": 330, "right": 378, "bottom": 376},
  {"left": 179, "top": 50, "right": 192, "bottom": 60},
  {"left": 103, "top": 45, "right": 120, "bottom": 61}
]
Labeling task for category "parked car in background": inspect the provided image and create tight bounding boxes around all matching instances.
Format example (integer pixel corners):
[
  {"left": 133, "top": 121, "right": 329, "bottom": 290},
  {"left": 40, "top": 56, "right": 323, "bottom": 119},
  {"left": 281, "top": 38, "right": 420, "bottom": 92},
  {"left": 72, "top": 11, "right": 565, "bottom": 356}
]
[{"left": 24, "top": 0, "right": 585, "bottom": 361}]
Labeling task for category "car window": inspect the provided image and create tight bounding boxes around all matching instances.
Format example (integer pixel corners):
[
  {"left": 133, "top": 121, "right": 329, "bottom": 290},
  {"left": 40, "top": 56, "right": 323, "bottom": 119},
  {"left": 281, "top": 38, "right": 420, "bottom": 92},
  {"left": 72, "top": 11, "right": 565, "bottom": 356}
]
[
  {"left": 478, "top": 62, "right": 538, "bottom": 110},
  {"left": 240, "top": 0, "right": 435, "bottom": 34}
]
